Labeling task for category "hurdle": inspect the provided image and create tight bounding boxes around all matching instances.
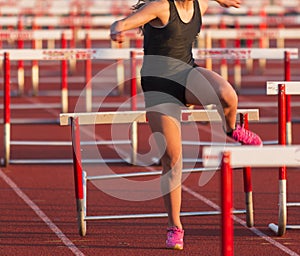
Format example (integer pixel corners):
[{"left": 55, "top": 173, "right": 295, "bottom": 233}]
[
  {"left": 2, "top": 47, "right": 296, "bottom": 166},
  {"left": 0, "top": 28, "right": 297, "bottom": 93},
  {"left": 202, "top": 145, "right": 300, "bottom": 256},
  {"left": 197, "top": 46, "right": 298, "bottom": 96},
  {"left": 198, "top": 28, "right": 300, "bottom": 83},
  {"left": 266, "top": 81, "right": 300, "bottom": 236},
  {"left": 2, "top": 12, "right": 300, "bottom": 28},
  {"left": 59, "top": 108, "right": 259, "bottom": 236}
]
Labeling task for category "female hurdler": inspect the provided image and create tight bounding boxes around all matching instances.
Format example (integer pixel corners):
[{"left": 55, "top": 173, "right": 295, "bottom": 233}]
[{"left": 110, "top": 0, "right": 262, "bottom": 250}]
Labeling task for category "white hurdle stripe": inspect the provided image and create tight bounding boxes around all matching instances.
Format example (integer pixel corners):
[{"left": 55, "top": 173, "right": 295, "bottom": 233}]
[
  {"left": 2, "top": 28, "right": 300, "bottom": 41},
  {"left": 198, "top": 28, "right": 300, "bottom": 40},
  {"left": 202, "top": 145, "right": 300, "bottom": 168},
  {"left": 193, "top": 48, "right": 298, "bottom": 60},
  {"left": 266, "top": 81, "right": 300, "bottom": 95},
  {"left": 59, "top": 109, "right": 259, "bottom": 126},
  {"left": 1, "top": 48, "right": 298, "bottom": 61},
  {"left": 0, "top": 29, "right": 142, "bottom": 41},
  {"left": 2, "top": 14, "right": 300, "bottom": 27}
]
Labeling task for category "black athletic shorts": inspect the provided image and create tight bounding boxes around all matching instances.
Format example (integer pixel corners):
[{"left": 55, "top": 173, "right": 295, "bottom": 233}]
[{"left": 141, "top": 64, "right": 198, "bottom": 108}]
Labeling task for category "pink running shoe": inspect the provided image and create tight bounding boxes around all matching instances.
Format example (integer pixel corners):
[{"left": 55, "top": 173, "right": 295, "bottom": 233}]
[
  {"left": 231, "top": 124, "right": 262, "bottom": 146},
  {"left": 166, "top": 226, "right": 184, "bottom": 250}
]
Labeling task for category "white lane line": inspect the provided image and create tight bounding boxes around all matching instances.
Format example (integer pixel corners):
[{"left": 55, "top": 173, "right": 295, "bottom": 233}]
[
  {"left": 0, "top": 169, "right": 85, "bottom": 256},
  {"left": 182, "top": 186, "right": 300, "bottom": 256}
]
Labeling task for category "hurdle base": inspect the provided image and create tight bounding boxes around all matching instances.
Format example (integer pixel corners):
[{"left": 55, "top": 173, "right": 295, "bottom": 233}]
[
  {"left": 76, "top": 199, "right": 87, "bottom": 237},
  {"left": 84, "top": 209, "right": 246, "bottom": 221}
]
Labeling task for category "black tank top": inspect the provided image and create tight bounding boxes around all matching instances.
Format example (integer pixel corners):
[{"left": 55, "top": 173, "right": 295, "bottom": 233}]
[{"left": 141, "top": 0, "right": 202, "bottom": 78}]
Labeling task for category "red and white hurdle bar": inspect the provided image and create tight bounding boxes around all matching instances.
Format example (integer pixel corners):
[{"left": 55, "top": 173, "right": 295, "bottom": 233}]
[
  {"left": 59, "top": 109, "right": 259, "bottom": 165},
  {"left": 59, "top": 109, "right": 259, "bottom": 237},
  {"left": 0, "top": 28, "right": 298, "bottom": 94},
  {"left": 0, "top": 0, "right": 134, "bottom": 16},
  {"left": 2, "top": 47, "right": 297, "bottom": 110},
  {"left": 2, "top": 27, "right": 300, "bottom": 42},
  {"left": 0, "top": 0, "right": 298, "bottom": 16},
  {"left": 2, "top": 48, "right": 297, "bottom": 165},
  {"left": 1, "top": 27, "right": 297, "bottom": 92},
  {"left": 202, "top": 145, "right": 300, "bottom": 256},
  {"left": 1, "top": 13, "right": 300, "bottom": 27},
  {"left": 266, "top": 81, "right": 300, "bottom": 236}
]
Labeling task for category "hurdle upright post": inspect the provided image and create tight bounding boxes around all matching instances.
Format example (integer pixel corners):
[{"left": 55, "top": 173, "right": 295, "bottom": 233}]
[
  {"left": 204, "top": 31, "right": 212, "bottom": 70},
  {"left": 17, "top": 17, "right": 25, "bottom": 95},
  {"left": 71, "top": 117, "right": 86, "bottom": 236},
  {"left": 233, "top": 20, "right": 242, "bottom": 90},
  {"left": 61, "top": 33, "right": 69, "bottom": 113},
  {"left": 85, "top": 33, "right": 92, "bottom": 112},
  {"left": 31, "top": 20, "right": 40, "bottom": 96},
  {"left": 284, "top": 51, "right": 292, "bottom": 145},
  {"left": 130, "top": 51, "right": 138, "bottom": 165},
  {"left": 221, "top": 151, "right": 234, "bottom": 256},
  {"left": 245, "top": 10, "right": 253, "bottom": 73},
  {"left": 3, "top": 52, "right": 11, "bottom": 167},
  {"left": 277, "top": 83, "right": 287, "bottom": 236},
  {"left": 70, "top": 10, "right": 77, "bottom": 74},
  {"left": 240, "top": 113, "right": 254, "bottom": 227},
  {"left": 258, "top": 8, "right": 268, "bottom": 73},
  {"left": 219, "top": 19, "right": 228, "bottom": 81}
]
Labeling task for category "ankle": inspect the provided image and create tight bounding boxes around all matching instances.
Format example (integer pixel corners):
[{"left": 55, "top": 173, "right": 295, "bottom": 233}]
[{"left": 223, "top": 126, "right": 235, "bottom": 137}]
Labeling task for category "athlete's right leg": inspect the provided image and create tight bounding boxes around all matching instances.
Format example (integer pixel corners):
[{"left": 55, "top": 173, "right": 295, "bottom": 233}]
[{"left": 145, "top": 103, "right": 183, "bottom": 230}]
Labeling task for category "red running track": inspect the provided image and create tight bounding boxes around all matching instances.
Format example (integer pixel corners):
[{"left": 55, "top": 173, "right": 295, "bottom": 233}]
[{"left": 0, "top": 54, "right": 300, "bottom": 256}]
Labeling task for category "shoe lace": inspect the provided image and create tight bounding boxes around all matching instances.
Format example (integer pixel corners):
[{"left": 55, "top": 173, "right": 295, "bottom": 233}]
[
  {"left": 167, "top": 228, "right": 182, "bottom": 240},
  {"left": 235, "top": 125, "right": 256, "bottom": 144}
]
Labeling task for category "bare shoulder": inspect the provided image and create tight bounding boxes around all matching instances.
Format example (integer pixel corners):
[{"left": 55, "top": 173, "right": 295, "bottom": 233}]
[
  {"left": 197, "top": 0, "right": 209, "bottom": 15},
  {"left": 145, "top": 0, "right": 170, "bottom": 25},
  {"left": 145, "top": 0, "right": 170, "bottom": 11}
]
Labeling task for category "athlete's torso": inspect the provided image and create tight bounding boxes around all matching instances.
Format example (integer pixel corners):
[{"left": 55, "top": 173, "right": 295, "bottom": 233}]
[{"left": 142, "top": 0, "right": 202, "bottom": 75}]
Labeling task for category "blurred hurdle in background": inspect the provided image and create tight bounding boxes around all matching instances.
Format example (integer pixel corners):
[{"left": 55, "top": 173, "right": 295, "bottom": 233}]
[
  {"left": 0, "top": 27, "right": 299, "bottom": 93},
  {"left": 266, "top": 81, "right": 300, "bottom": 236},
  {"left": 0, "top": 28, "right": 300, "bottom": 95},
  {"left": 202, "top": 145, "right": 300, "bottom": 256},
  {"left": 59, "top": 109, "right": 259, "bottom": 237},
  {"left": 2, "top": 48, "right": 296, "bottom": 166}
]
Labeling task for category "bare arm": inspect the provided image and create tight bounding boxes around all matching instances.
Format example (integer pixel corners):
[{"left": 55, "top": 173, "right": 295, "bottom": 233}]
[
  {"left": 110, "top": 0, "right": 169, "bottom": 43},
  {"left": 199, "top": 0, "right": 241, "bottom": 16},
  {"left": 215, "top": 0, "right": 241, "bottom": 8}
]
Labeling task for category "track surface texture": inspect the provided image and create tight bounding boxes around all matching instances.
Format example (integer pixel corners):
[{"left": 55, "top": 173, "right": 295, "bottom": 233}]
[{"left": 1, "top": 32, "right": 300, "bottom": 256}]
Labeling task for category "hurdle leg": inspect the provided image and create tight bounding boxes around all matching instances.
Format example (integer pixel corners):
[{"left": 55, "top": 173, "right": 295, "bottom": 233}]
[
  {"left": 61, "top": 34, "right": 69, "bottom": 113},
  {"left": 17, "top": 19, "right": 25, "bottom": 95},
  {"left": 240, "top": 114, "right": 254, "bottom": 227},
  {"left": 284, "top": 51, "right": 292, "bottom": 145},
  {"left": 269, "top": 84, "right": 287, "bottom": 236},
  {"left": 277, "top": 84, "right": 287, "bottom": 236},
  {"left": 3, "top": 52, "right": 11, "bottom": 166},
  {"left": 221, "top": 151, "right": 234, "bottom": 256},
  {"left": 131, "top": 121, "right": 138, "bottom": 165},
  {"left": 71, "top": 117, "right": 87, "bottom": 236},
  {"left": 130, "top": 51, "right": 138, "bottom": 165},
  {"left": 31, "top": 38, "right": 41, "bottom": 96},
  {"left": 85, "top": 33, "right": 92, "bottom": 112}
]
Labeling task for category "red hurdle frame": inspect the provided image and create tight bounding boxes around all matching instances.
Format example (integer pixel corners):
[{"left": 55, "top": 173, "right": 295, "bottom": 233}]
[
  {"left": 221, "top": 151, "right": 233, "bottom": 256},
  {"left": 71, "top": 116, "right": 86, "bottom": 236}
]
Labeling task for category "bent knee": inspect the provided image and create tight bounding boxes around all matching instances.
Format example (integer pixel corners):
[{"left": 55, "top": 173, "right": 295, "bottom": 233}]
[{"left": 219, "top": 84, "right": 238, "bottom": 108}]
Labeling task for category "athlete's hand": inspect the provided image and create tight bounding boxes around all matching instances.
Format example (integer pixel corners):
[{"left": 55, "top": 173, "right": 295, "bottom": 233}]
[
  {"left": 110, "top": 31, "right": 124, "bottom": 43},
  {"left": 215, "top": 0, "right": 241, "bottom": 8},
  {"left": 110, "top": 21, "right": 125, "bottom": 43}
]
